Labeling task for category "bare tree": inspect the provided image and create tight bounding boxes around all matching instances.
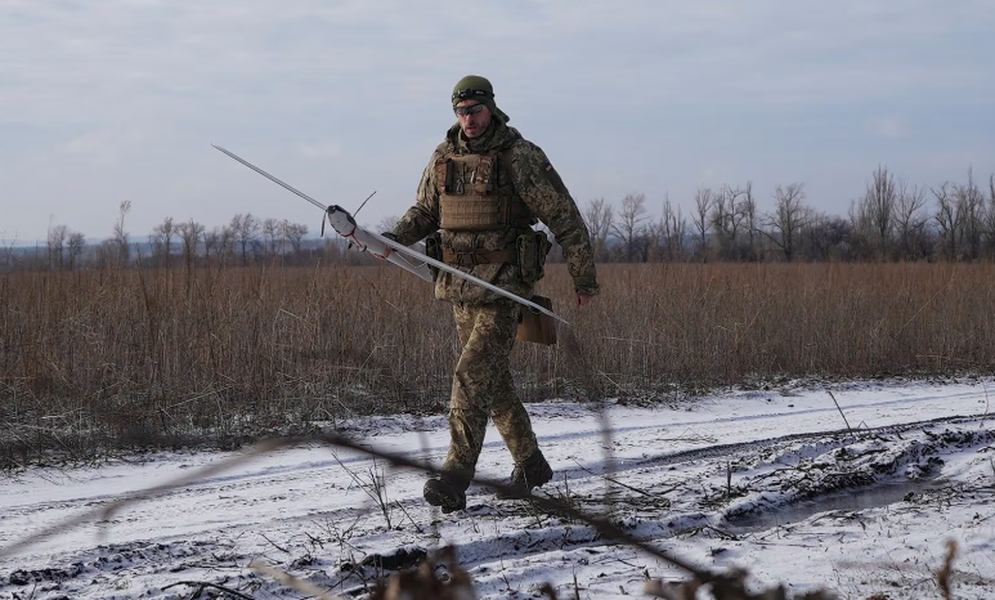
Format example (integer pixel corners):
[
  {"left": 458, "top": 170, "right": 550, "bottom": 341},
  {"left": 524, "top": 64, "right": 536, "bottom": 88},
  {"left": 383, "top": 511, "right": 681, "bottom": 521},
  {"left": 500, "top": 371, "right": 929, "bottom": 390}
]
[
  {"left": 933, "top": 182, "right": 962, "bottom": 260},
  {"left": 178, "top": 219, "right": 205, "bottom": 271},
  {"left": 954, "top": 168, "right": 985, "bottom": 260},
  {"left": 692, "top": 187, "right": 713, "bottom": 261},
  {"left": 658, "top": 195, "right": 687, "bottom": 261},
  {"left": 262, "top": 217, "right": 284, "bottom": 257},
  {"left": 610, "top": 193, "right": 648, "bottom": 262},
  {"left": 984, "top": 174, "right": 995, "bottom": 259},
  {"left": 710, "top": 184, "right": 750, "bottom": 260},
  {"left": 230, "top": 213, "right": 260, "bottom": 265},
  {"left": 203, "top": 227, "right": 220, "bottom": 266},
  {"left": 67, "top": 232, "right": 86, "bottom": 270},
  {"left": 282, "top": 220, "right": 309, "bottom": 256},
  {"left": 111, "top": 200, "right": 132, "bottom": 266},
  {"left": 47, "top": 224, "right": 69, "bottom": 270},
  {"left": 894, "top": 180, "right": 928, "bottom": 260},
  {"left": 373, "top": 215, "right": 398, "bottom": 235},
  {"left": 204, "top": 225, "right": 236, "bottom": 267},
  {"left": 864, "top": 166, "right": 897, "bottom": 259},
  {"left": 0, "top": 237, "right": 18, "bottom": 271},
  {"left": 762, "top": 183, "right": 808, "bottom": 262},
  {"left": 583, "top": 198, "right": 614, "bottom": 262},
  {"left": 150, "top": 216, "right": 176, "bottom": 267},
  {"left": 806, "top": 213, "right": 851, "bottom": 261},
  {"left": 741, "top": 182, "right": 761, "bottom": 261},
  {"left": 929, "top": 171, "right": 987, "bottom": 262}
]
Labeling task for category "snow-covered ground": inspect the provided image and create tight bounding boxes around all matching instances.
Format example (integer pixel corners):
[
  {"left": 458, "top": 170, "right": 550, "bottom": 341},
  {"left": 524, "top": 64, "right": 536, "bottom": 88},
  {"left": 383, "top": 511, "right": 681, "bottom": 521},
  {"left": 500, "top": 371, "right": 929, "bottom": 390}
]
[{"left": 2, "top": 381, "right": 994, "bottom": 599}]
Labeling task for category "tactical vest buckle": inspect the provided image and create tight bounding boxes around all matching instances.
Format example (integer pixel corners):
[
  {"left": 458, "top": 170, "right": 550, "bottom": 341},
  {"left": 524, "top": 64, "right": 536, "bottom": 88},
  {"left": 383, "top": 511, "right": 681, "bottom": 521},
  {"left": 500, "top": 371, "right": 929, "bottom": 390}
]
[{"left": 454, "top": 250, "right": 482, "bottom": 267}]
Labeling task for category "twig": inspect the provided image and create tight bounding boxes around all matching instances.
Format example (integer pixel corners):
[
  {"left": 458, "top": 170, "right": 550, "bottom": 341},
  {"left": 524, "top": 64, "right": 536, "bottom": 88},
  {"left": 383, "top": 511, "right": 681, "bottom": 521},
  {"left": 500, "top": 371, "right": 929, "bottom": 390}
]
[
  {"left": 333, "top": 453, "right": 393, "bottom": 529},
  {"left": 161, "top": 580, "right": 253, "bottom": 600},
  {"left": 259, "top": 532, "right": 291, "bottom": 554},
  {"left": 895, "top": 281, "right": 947, "bottom": 336},
  {"left": 704, "top": 525, "right": 740, "bottom": 541},
  {"left": 571, "top": 459, "right": 667, "bottom": 498},
  {"left": 746, "top": 540, "right": 819, "bottom": 549},
  {"left": 827, "top": 390, "right": 852, "bottom": 433},
  {"left": 614, "top": 555, "right": 647, "bottom": 569},
  {"left": 393, "top": 490, "right": 425, "bottom": 535},
  {"left": 596, "top": 370, "right": 626, "bottom": 394}
]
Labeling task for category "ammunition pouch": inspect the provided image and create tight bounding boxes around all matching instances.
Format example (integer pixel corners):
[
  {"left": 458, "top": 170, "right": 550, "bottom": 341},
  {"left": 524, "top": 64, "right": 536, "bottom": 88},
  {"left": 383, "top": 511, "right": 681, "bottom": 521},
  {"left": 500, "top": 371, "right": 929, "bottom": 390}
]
[
  {"left": 516, "top": 295, "right": 557, "bottom": 345},
  {"left": 424, "top": 232, "right": 443, "bottom": 280},
  {"left": 516, "top": 231, "right": 552, "bottom": 284}
]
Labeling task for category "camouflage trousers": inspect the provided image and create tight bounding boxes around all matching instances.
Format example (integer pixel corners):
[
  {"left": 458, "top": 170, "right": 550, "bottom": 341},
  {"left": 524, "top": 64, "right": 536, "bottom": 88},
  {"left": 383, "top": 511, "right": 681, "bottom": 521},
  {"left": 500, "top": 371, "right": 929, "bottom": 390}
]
[{"left": 442, "top": 301, "right": 539, "bottom": 482}]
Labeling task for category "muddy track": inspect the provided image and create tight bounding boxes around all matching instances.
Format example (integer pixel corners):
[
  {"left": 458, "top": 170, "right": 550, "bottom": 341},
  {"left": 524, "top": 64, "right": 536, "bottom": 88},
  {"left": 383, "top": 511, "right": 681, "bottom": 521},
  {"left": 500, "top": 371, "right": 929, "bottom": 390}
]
[
  {"left": 622, "top": 411, "right": 992, "bottom": 471},
  {"left": 387, "top": 411, "right": 995, "bottom": 583},
  {"left": 2, "top": 394, "right": 993, "bottom": 600},
  {"left": 243, "top": 410, "right": 995, "bottom": 535}
]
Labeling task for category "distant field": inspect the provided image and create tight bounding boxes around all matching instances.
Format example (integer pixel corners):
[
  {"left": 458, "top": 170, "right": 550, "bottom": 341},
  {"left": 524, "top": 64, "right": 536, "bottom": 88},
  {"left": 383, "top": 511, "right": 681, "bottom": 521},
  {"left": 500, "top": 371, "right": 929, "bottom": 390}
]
[{"left": 3, "top": 262, "right": 994, "bottom": 463}]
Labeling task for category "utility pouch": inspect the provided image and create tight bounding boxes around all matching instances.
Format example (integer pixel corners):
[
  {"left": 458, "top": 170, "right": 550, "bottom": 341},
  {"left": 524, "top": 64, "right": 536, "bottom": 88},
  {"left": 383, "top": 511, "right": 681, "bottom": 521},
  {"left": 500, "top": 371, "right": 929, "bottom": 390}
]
[
  {"left": 516, "top": 231, "right": 553, "bottom": 283},
  {"left": 424, "top": 232, "right": 443, "bottom": 281},
  {"left": 516, "top": 295, "right": 557, "bottom": 345}
]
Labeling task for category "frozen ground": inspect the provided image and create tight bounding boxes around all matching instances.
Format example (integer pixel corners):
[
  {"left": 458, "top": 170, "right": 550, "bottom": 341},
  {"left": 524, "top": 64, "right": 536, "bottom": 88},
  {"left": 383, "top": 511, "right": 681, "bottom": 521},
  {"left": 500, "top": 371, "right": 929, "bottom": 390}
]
[{"left": 1, "top": 380, "right": 994, "bottom": 599}]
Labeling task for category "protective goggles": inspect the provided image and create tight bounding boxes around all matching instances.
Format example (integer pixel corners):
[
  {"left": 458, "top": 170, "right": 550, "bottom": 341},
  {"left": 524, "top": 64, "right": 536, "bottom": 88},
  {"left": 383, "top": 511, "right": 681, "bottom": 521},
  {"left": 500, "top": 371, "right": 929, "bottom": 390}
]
[
  {"left": 452, "top": 88, "right": 493, "bottom": 103},
  {"left": 453, "top": 103, "right": 487, "bottom": 117}
]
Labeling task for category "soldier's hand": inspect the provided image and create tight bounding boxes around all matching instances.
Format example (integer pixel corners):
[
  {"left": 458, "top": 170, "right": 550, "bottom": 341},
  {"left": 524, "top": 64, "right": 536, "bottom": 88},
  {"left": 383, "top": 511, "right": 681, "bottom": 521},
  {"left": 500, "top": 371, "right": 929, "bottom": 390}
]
[
  {"left": 576, "top": 294, "right": 595, "bottom": 307},
  {"left": 377, "top": 232, "right": 398, "bottom": 259}
]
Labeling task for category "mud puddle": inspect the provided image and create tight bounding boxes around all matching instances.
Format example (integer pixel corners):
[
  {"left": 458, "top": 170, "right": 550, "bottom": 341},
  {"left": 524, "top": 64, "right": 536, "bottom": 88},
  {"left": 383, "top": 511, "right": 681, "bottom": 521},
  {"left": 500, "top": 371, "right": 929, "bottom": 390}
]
[{"left": 722, "top": 477, "right": 943, "bottom": 532}]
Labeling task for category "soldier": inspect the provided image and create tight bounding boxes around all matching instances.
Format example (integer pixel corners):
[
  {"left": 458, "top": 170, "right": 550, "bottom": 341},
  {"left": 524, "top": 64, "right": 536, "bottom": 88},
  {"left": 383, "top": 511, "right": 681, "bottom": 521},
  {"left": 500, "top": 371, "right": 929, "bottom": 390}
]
[{"left": 387, "top": 75, "right": 599, "bottom": 512}]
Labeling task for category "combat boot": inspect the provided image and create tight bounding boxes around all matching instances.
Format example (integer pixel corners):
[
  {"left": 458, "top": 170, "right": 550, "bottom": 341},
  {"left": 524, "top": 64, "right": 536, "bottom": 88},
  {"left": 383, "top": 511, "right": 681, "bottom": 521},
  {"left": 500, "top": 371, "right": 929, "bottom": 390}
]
[
  {"left": 423, "top": 472, "right": 469, "bottom": 513},
  {"left": 497, "top": 450, "right": 553, "bottom": 499}
]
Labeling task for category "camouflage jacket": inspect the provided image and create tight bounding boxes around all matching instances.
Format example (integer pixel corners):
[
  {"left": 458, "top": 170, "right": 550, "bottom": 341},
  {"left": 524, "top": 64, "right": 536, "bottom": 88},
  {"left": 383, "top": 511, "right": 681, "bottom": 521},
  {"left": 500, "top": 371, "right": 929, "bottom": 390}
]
[{"left": 391, "top": 121, "right": 599, "bottom": 306}]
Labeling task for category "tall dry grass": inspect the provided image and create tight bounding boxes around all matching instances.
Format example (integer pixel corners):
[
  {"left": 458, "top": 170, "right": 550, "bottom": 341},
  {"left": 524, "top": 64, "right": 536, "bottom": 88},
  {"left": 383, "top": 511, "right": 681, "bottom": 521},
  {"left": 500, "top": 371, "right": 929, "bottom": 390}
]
[
  {"left": 2, "top": 262, "right": 994, "bottom": 464},
  {"left": 561, "top": 262, "right": 995, "bottom": 392}
]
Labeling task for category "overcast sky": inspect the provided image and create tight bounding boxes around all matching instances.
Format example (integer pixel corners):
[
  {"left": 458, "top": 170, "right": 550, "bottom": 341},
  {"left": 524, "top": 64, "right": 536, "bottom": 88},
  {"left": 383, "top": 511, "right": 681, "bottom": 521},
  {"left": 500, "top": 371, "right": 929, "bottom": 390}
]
[{"left": 1, "top": 0, "right": 993, "bottom": 244}]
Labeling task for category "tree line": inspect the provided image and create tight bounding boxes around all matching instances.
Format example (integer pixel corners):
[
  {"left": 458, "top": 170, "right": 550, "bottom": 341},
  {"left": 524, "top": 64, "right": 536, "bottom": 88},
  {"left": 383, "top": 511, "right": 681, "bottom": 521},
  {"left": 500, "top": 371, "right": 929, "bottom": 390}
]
[
  {"left": 581, "top": 167, "right": 995, "bottom": 263},
  {"left": 1, "top": 200, "right": 365, "bottom": 271},
  {"left": 4, "top": 166, "right": 995, "bottom": 272}
]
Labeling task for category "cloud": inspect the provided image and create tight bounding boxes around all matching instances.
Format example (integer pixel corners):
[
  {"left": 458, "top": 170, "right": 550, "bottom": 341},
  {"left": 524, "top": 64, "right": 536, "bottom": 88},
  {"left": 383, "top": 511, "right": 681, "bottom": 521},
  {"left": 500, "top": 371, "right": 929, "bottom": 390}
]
[{"left": 0, "top": 0, "right": 993, "bottom": 239}]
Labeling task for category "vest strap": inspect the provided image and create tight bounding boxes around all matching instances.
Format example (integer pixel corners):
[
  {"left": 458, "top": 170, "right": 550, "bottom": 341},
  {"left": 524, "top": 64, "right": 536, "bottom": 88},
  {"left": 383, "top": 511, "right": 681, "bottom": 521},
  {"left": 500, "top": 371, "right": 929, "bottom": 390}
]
[{"left": 442, "top": 246, "right": 517, "bottom": 267}]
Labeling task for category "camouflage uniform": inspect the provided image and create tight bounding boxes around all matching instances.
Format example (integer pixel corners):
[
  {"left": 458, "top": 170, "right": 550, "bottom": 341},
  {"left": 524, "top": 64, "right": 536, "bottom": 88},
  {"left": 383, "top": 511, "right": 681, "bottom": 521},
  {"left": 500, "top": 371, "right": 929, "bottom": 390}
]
[{"left": 391, "top": 83, "right": 598, "bottom": 509}]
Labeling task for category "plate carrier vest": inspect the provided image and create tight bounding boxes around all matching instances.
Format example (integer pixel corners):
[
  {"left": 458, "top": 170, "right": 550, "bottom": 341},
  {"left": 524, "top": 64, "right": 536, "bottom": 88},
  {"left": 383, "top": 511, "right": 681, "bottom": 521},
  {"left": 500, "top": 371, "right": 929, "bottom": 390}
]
[{"left": 435, "top": 148, "right": 535, "bottom": 231}]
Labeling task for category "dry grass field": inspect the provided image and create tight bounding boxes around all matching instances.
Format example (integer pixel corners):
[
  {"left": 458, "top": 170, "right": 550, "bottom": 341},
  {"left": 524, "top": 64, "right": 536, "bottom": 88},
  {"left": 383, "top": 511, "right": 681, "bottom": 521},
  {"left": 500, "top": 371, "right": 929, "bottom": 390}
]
[{"left": 3, "top": 261, "right": 994, "bottom": 464}]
